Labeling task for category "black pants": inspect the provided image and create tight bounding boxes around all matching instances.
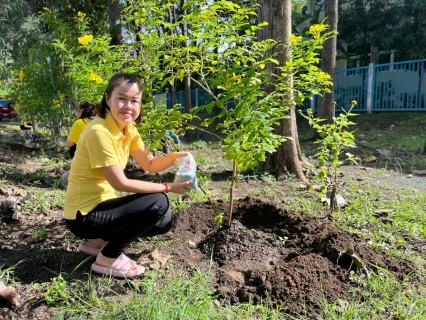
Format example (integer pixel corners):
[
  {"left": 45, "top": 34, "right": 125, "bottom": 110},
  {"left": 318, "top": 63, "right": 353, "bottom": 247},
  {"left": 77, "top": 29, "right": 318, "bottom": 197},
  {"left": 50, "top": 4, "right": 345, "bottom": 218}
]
[{"left": 66, "top": 193, "right": 172, "bottom": 258}]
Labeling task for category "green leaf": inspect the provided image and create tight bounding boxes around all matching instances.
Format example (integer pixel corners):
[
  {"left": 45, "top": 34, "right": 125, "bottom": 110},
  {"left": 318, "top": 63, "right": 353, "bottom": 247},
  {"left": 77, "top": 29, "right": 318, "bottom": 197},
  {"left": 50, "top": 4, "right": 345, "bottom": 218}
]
[{"left": 318, "top": 169, "right": 327, "bottom": 179}]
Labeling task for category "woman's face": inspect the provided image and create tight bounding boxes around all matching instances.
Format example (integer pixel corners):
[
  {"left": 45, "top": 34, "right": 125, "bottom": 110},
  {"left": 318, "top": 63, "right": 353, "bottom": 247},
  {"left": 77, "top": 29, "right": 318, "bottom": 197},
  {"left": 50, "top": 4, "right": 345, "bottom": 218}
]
[{"left": 105, "top": 82, "right": 142, "bottom": 130}]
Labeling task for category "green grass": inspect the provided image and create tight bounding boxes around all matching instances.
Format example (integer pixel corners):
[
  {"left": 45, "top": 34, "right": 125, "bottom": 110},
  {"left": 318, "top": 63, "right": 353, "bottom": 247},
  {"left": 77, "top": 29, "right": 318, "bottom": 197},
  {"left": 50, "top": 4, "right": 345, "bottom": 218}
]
[
  {"left": 188, "top": 141, "right": 233, "bottom": 171},
  {"left": 297, "top": 112, "right": 426, "bottom": 170},
  {"left": 334, "top": 180, "right": 426, "bottom": 262},
  {"left": 39, "top": 257, "right": 426, "bottom": 319},
  {"left": 46, "top": 266, "right": 286, "bottom": 320},
  {"left": 319, "top": 268, "right": 426, "bottom": 319}
]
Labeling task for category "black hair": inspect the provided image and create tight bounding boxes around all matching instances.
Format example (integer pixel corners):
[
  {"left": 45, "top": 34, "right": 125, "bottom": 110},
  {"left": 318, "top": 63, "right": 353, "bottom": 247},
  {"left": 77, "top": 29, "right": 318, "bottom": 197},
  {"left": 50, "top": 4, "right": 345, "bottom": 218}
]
[
  {"left": 97, "top": 73, "right": 145, "bottom": 125},
  {"left": 79, "top": 101, "right": 96, "bottom": 121}
]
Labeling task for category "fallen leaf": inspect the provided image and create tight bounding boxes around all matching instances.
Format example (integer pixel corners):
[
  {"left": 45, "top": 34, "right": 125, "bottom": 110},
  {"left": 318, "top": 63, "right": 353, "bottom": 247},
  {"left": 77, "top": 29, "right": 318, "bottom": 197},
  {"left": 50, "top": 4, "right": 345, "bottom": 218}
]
[
  {"left": 412, "top": 170, "right": 426, "bottom": 176},
  {"left": 363, "top": 156, "right": 377, "bottom": 163},
  {"left": 374, "top": 209, "right": 393, "bottom": 216},
  {"left": 138, "top": 249, "right": 172, "bottom": 271},
  {"left": 0, "top": 280, "right": 18, "bottom": 306}
]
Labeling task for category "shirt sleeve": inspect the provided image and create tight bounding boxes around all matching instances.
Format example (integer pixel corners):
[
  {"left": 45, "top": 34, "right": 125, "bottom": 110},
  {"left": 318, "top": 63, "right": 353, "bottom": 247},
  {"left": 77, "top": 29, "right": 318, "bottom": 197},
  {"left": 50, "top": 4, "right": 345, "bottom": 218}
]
[
  {"left": 129, "top": 125, "right": 145, "bottom": 152},
  {"left": 67, "top": 120, "right": 85, "bottom": 144}
]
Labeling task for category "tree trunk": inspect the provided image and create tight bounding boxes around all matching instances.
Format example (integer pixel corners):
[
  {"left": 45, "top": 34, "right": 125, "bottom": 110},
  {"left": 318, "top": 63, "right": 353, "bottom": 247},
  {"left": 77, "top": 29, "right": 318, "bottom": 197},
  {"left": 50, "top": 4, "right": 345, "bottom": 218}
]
[
  {"left": 181, "top": 0, "right": 192, "bottom": 113},
  {"left": 52, "top": 116, "right": 60, "bottom": 136},
  {"left": 168, "top": 7, "right": 177, "bottom": 109},
  {"left": 169, "top": 80, "right": 176, "bottom": 108},
  {"left": 257, "top": 0, "right": 306, "bottom": 182},
  {"left": 108, "top": 0, "right": 122, "bottom": 45},
  {"left": 315, "top": 0, "right": 338, "bottom": 131}
]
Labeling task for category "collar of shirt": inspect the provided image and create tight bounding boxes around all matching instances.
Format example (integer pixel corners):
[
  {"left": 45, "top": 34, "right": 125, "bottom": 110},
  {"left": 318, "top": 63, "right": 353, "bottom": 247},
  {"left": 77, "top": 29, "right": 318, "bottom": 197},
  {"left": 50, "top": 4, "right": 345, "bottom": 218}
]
[{"left": 105, "top": 111, "right": 129, "bottom": 141}]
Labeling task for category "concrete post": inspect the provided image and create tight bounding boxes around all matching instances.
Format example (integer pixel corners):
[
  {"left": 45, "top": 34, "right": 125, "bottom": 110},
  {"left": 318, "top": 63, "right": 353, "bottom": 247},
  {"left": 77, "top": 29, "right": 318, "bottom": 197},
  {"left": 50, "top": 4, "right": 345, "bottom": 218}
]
[
  {"left": 366, "top": 63, "right": 374, "bottom": 113},
  {"left": 310, "top": 95, "right": 315, "bottom": 112}
]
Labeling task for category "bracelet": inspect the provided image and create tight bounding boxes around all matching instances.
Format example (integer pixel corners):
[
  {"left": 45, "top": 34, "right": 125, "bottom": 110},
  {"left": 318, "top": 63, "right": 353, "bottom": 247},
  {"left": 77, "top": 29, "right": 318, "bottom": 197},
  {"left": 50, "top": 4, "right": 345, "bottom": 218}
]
[{"left": 164, "top": 183, "right": 170, "bottom": 193}]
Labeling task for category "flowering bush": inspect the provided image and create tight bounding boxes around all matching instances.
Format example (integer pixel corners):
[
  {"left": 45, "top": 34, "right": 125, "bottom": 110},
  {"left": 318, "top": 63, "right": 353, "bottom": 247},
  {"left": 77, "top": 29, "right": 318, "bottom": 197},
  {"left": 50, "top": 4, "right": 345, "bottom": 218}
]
[{"left": 7, "top": 54, "right": 71, "bottom": 133}]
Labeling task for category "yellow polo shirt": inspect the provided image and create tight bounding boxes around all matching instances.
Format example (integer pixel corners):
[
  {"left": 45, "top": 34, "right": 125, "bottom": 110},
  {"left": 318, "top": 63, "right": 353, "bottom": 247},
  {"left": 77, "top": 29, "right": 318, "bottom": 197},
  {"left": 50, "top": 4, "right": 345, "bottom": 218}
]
[
  {"left": 64, "top": 112, "right": 145, "bottom": 219},
  {"left": 67, "top": 118, "right": 91, "bottom": 144}
]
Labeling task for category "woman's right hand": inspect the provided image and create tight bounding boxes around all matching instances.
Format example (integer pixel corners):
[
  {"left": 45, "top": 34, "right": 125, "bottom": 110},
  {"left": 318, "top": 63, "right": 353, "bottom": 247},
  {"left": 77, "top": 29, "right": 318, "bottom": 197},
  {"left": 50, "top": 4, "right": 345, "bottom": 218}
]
[{"left": 170, "top": 180, "right": 194, "bottom": 194}]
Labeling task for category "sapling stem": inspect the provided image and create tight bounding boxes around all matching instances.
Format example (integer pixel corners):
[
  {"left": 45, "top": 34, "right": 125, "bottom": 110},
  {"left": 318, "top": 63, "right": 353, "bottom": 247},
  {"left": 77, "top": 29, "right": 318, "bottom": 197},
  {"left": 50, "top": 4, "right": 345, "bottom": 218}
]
[
  {"left": 227, "top": 161, "right": 237, "bottom": 226},
  {"left": 198, "top": 184, "right": 220, "bottom": 217}
]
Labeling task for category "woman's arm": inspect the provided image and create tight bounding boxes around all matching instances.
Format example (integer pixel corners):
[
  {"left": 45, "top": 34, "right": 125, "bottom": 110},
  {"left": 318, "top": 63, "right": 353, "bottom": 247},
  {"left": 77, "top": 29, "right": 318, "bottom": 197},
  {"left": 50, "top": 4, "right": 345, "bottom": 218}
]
[
  {"left": 66, "top": 139, "right": 76, "bottom": 148},
  {"left": 99, "top": 164, "right": 192, "bottom": 194},
  {"left": 131, "top": 149, "right": 191, "bottom": 173}
]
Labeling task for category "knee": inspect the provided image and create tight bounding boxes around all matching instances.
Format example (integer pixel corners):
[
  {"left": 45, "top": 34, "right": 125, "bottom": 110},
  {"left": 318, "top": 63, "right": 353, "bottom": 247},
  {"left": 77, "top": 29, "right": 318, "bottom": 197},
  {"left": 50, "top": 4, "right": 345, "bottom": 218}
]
[
  {"left": 154, "top": 210, "right": 174, "bottom": 234},
  {"left": 153, "top": 193, "right": 170, "bottom": 216}
]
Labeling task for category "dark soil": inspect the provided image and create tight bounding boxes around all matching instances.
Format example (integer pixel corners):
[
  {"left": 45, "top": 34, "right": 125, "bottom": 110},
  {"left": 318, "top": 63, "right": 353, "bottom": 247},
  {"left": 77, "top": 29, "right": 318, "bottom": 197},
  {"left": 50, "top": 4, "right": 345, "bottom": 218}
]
[{"left": 0, "top": 117, "right": 425, "bottom": 319}]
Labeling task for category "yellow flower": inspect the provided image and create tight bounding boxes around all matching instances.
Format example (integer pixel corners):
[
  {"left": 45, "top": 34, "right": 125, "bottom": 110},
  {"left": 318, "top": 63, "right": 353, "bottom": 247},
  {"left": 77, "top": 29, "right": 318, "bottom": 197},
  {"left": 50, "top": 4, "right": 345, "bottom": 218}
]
[
  {"left": 0, "top": 80, "right": 5, "bottom": 85},
  {"left": 88, "top": 73, "right": 97, "bottom": 81},
  {"left": 77, "top": 11, "right": 86, "bottom": 17},
  {"left": 19, "top": 70, "right": 26, "bottom": 80},
  {"left": 309, "top": 24, "right": 326, "bottom": 33},
  {"left": 43, "top": 7, "right": 50, "bottom": 11},
  {"left": 231, "top": 73, "right": 241, "bottom": 83},
  {"left": 78, "top": 34, "right": 93, "bottom": 46},
  {"left": 352, "top": 100, "right": 357, "bottom": 105},
  {"left": 10, "top": 71, "right": 15, "bottom": 75},
  {"left": 289, "top": 34, "right": 302, "bottom": 44},
  {"left": 95, "top": 76, "right": 103, "bottom": 84}
]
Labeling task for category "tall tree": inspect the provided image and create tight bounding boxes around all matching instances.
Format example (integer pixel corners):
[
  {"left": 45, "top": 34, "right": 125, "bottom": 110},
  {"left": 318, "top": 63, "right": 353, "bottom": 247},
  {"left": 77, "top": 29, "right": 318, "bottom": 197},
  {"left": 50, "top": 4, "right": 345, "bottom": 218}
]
[
  {"left": 315, "top": 0, "right": 338, "bottom": 128},
  {"left": 108, "top": 0, "right": 122, "bottom": 45},
  {"left": 257, "top": 0, "right": 307, "bottom": 182},
  {"left": 180, "top": 0, "right": 192, "bottom": 113},
  {"left": 167, "top": 5, "right": 177, "bottom": 108},
  {"left": 0, "top": 0, "right": 45, "bottom": 65},
  {"left": 338, "top": 0, "right": 402, "bottom": 66}
]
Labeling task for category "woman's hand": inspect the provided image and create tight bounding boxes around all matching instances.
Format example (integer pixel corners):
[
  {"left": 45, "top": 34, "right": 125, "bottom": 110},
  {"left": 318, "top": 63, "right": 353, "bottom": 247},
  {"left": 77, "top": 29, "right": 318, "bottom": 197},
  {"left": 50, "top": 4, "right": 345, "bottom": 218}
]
[
  {"left": 170, "top": 180, "right": 193, "bottom": 194},
  {"left": 172, "top": 152, "right": 192, "bottom": 162},
  {"left": 132, "top": 150, "right": 193, "bottom": 173}
]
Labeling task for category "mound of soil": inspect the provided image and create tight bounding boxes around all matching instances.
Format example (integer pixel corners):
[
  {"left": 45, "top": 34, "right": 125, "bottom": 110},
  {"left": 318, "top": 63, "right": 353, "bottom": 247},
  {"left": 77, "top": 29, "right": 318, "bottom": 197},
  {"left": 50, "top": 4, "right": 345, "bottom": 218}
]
[
  {"left": 171, "top": 197, "right": 415, "bottom": 315},
  {"left": 1, "top": 194, "right": 416, "bottom": 319}
]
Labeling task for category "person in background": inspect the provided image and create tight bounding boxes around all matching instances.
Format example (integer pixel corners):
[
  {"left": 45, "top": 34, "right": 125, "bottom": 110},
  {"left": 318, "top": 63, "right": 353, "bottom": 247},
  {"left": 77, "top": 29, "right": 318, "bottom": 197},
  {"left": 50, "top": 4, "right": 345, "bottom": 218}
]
[
  {"left": 66, "top": 101, "right": 96, "bottom": 159},
  {"left": 162, "top": 130, "right": 181, "bottom": 154},
  {"left": 64, "top": 73, "right": 193, "bottom": 278},
  {"left": 20, "top": 118, "right": 32, "bottom": 131},
  {"left": 62, "top": 101, "right": 96, "bottom": 189}
]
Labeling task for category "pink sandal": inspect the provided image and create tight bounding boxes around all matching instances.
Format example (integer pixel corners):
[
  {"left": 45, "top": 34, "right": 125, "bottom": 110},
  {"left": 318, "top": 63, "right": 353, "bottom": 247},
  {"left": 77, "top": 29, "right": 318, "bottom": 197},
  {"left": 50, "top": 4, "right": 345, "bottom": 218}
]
[
  {"left": 91, "top": 254, "right": 145, "bottom": 278},
  {"left": 78, "top": 241, "right": 104, "bottom": 256}
]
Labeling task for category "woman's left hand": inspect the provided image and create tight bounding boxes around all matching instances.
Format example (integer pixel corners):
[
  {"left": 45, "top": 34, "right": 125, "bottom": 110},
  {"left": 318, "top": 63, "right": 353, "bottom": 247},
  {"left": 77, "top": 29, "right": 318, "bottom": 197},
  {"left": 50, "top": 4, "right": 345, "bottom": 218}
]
[{"left": 170, "top": 181, "right": 194, "bottom": 194}]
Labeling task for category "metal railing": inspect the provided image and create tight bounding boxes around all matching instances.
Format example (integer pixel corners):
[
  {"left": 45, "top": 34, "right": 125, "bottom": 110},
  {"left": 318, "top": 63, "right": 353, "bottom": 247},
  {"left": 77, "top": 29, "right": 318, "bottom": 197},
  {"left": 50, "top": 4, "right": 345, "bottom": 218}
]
[{"left": 154, "top": 58, "right": 426, "bottom": 113}]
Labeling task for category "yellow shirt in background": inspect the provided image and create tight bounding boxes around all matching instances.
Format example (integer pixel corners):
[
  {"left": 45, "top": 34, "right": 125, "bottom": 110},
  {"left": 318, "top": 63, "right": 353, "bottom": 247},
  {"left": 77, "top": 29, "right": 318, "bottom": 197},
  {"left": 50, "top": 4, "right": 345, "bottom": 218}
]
[
  {"left": 64, "top": 112, "right": 145, "bottom": 220},
  {"left": 67, "top": 118, "right": 91, "bottom": 144}
]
